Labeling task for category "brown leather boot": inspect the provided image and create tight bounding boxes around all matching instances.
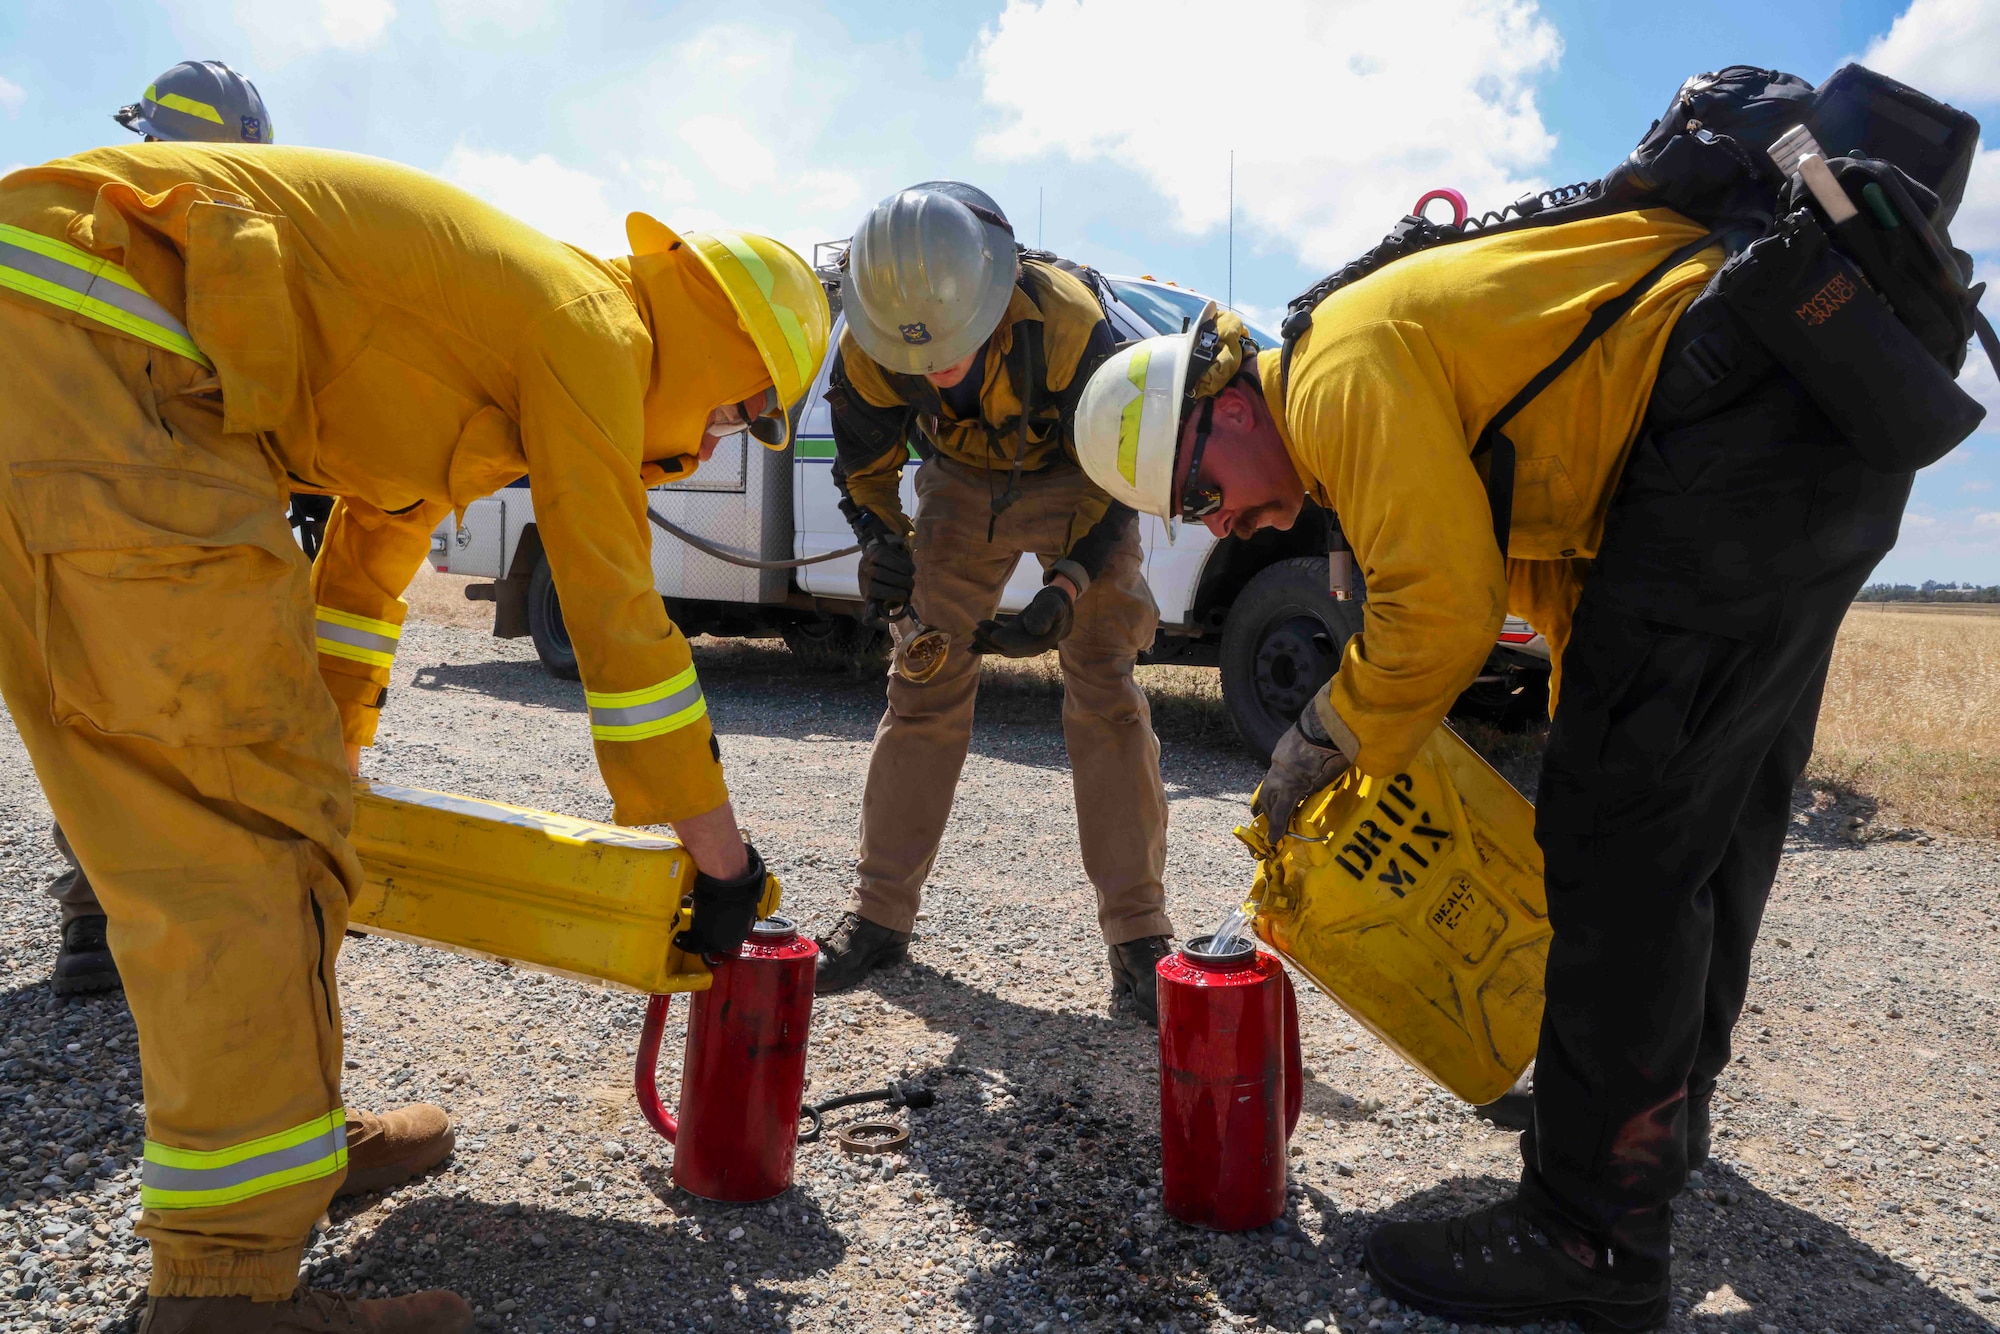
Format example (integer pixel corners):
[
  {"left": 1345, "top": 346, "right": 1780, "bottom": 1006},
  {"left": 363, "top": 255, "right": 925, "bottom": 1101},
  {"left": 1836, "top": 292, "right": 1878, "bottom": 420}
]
[
  {"left": 139, "top": 1287, "right": 472, "bottom": 1333},
  {"left": 336, "top": 1105, "right": 456, "bottom": 1199}
]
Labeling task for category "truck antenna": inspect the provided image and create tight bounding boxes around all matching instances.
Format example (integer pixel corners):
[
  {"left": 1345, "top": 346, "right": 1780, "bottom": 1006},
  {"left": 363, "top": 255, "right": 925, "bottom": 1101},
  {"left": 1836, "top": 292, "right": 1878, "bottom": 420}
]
[{"left": 1227, "top": 150, "right": 1234, "bottom": 309}]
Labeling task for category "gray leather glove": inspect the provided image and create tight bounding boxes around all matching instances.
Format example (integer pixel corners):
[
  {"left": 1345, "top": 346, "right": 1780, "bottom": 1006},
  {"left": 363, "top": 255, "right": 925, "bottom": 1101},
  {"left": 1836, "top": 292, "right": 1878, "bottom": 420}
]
[{"left": 1253, "top": 703, "right": 1350, "bottom": 836}]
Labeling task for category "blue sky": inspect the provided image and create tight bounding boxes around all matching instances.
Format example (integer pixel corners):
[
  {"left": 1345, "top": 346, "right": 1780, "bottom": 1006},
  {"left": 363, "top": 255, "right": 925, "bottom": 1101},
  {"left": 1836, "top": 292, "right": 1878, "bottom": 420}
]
[{"left": 3, "top": 0, "right": 1998, "bottom": 580}]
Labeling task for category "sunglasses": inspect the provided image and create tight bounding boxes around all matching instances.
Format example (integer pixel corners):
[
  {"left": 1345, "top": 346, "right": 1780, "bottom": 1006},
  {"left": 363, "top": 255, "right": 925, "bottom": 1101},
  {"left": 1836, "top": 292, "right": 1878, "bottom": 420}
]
[
  {"left": 741, "top": 387, "right": 787, "bottom": 446},
  {"left": 1178, "top": 397, "right": 1223, "bottom": 523}
]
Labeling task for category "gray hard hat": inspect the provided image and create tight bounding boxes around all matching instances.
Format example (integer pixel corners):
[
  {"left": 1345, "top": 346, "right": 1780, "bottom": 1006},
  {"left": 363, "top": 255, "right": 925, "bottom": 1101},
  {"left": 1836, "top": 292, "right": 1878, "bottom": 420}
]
[
  {"left": 114, "top": 61, "right": 273, "bottom": 144},
  {"left": 841, "top": 182, "right": 1017, "bottom": 376}
]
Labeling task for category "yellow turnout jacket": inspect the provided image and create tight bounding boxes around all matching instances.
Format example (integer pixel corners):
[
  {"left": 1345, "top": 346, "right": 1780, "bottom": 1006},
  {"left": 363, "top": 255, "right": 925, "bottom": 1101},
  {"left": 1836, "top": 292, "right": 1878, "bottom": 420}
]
[
  {"left": 1264, "top": 208, "right": 1723, "bottom": 777},
  {"left": 0, "top": 144, "right": 754, "bottom": 824}
]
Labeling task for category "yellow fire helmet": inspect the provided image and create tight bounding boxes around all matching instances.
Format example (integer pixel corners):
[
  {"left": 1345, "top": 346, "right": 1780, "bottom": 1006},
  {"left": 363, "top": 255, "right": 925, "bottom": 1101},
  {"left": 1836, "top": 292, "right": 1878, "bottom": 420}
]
[{"left": 626, "top": 212, "right": 831, "bottom": 450}]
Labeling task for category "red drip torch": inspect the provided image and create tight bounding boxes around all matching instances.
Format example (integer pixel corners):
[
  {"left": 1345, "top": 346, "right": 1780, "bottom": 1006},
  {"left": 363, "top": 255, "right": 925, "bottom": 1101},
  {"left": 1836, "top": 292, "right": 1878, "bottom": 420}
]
[
  {"left": 635, "top": 916, "right": 818, "bottom": 1202},
  {"left": 1156, "top": 934, "right": 1302, "bottom": 1231}
]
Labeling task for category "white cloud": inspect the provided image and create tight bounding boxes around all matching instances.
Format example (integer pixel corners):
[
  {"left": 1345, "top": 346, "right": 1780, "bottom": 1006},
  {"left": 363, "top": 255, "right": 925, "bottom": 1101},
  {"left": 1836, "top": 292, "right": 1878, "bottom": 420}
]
[
  {"left": 0, "top": 75, "right": 23, "bottom": 115},
  {"left": 315, "top": 0, "right": 396, "bottom": 49},
  {"left": 547, "top": 20, "right": 947, "bottom": 263},
  {"left": 1862, "top": 0, "right": 2000, "bottom": 106},
  {"left": 435, "top": 0, "right": 554, "bottom": 37},
  {"left": 677, "top": 114, "right": 780, "bottom": 191},
  {"left": 1961, "top": 300, "right": 2000, "bottom": 417},
  {"left": 440, "top": 146, "right": 627, "bottom": 256},
  {"left": 792, "top": 169, "right": 865, "bottom": 219},
  {"left": 1948, "top": 145, "right": 2000, "bottom": 251},
  {"left": 164, "top": 0, "right": 394, "bottom": 65},
  {"left": 974, "top": 0, "right": 1563, "bottom": 267},
  {"left": 1880, "top": 507, "right": 2000, "bottom": 579},
  {"left": 167, "top": 0, "right": 396, "bottom": 64},
  {"left": 1965, "top": 479, "right": 1995, "bottom": 492}
]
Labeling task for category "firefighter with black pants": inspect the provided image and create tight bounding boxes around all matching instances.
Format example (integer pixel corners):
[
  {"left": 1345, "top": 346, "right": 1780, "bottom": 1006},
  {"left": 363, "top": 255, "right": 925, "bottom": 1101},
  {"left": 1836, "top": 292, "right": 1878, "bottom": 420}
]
[
  {"left": 812, "top": 181, "right": 1175, "bottom": 1020},
  {"left": 1069, "top": 194, "right": 1968, "bottom": 1324}
]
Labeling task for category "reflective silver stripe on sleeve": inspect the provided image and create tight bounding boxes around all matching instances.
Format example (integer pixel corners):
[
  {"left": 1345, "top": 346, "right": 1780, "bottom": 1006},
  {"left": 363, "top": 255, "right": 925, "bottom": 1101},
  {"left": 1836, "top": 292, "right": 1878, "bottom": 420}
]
[
  {"left": 589, "top": 679, "right": 705, "bottom": 730},
  {"left": 0, "top": 236, "right": 202, "bottom": 347},
  {"left": 315, "top": 620, "right": 399, "bottom": 657}
]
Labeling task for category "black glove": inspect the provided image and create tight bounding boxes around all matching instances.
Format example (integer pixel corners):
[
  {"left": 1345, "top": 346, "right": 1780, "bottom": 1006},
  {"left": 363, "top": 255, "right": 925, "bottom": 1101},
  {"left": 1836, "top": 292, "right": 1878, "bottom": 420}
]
[
  {"left": 674, "top": 841, "right": 768, "bottom": 958},
  {"left": 856, "top": 526, "right": 916, "bottom": 614},
  {"left": 969, "top": 583, "right": 1074, "bottom": 658},
  {"left": 1252, "top": 704, "right": 1350, "bottom": 837}
]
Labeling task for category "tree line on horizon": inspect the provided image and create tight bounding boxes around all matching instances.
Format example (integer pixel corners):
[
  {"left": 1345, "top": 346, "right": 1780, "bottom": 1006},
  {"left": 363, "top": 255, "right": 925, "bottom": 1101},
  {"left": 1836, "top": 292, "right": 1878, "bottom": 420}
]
[{"left": 1855, "top": 581, "right": 2000, "bottom": 602}]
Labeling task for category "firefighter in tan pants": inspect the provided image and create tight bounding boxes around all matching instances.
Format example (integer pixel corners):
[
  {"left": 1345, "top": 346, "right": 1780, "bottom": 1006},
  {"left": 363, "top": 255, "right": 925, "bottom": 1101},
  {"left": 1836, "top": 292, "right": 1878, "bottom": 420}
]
[
  {"left": 811, "top": 182, "right": 1174, "bottom": 1020},
  {"left": 0, "top": 144, "right": 827, "bottom": 1332}
]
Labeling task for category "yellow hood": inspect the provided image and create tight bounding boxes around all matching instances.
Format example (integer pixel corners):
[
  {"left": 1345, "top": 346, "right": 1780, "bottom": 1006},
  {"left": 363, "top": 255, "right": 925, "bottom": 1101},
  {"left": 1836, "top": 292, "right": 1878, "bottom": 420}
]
[{"left": 612, "top": 213, "right": 773, "bottom": 476}]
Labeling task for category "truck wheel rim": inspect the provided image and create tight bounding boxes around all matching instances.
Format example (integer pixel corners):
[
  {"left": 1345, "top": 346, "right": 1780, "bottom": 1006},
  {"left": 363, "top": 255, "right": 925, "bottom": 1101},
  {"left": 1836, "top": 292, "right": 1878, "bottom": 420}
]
[{"left": 1252, "top": 613, "right": 1338, "bottom": 721}]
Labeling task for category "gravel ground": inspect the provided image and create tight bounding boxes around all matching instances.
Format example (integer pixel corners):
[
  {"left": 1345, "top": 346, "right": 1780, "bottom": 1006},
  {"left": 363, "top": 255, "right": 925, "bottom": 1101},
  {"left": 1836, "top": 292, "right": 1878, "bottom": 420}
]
[{"left": 0, "top": 606, "right": 1996, "bottom": 1334}]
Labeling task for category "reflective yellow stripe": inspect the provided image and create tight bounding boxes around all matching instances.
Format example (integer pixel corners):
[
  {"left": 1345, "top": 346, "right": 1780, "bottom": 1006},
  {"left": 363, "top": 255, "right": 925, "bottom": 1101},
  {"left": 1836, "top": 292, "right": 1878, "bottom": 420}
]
[
  {"left": 1117, "top": 347, "right": 1151, "bottom": 486},
  {"left": 315, "top": 606, "right": 402, "bottom": 669},
  {"left": 142, "top": 1108, "right": 347, "bottom": 1211},
  {"left": 586, "top": 666, "right": 709, "bottom": 742},
  {"left": 0, "top": 222, "right": 212, "bottom": 368},
  {"left": 710, "top": 230, "right": 815, "bottom": 387},
  {"left": 147, "top": 84, "right": 224, "bottom": 124}
]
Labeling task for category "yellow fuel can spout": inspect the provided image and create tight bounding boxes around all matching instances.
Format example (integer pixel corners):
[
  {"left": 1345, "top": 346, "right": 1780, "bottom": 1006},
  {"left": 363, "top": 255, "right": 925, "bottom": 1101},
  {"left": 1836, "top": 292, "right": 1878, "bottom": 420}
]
[
  {"left": 1236, "top": 724, "right": 1550, "bottom": 1106},
  {"left": 346, "top": 780, "right": 750, "bottom": 995}
]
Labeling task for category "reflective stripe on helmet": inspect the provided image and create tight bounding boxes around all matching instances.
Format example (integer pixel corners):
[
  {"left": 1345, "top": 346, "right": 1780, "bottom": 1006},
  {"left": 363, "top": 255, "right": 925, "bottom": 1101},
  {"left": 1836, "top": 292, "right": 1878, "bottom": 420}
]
[
  {"left": 146, "top": 83, "right": 225, "bottom": 124},
  {"left": 315, "top": 607, "right": 402, "bottom": 668},
  {"left": 142, "top": 1108, "right": 347, "bottom": 1210},
  {"left": 708, "top": 230, "right": 815, "bottom": 389},
  {"left": 1117, "top": 346, "right": 1152, "bottom": 486},
  {"left": 586, "top": 666, "right": 707, "bottom": 742},
  {"left": 0, "top": 223, "right": 212, "bottom": 367}
]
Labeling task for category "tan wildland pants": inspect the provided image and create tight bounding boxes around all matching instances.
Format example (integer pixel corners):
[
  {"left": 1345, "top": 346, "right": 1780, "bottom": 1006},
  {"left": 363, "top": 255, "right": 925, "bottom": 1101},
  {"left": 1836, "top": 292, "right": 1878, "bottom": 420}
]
[{"left": 853, "top": 456, "right": 1172, "bottom": 945}]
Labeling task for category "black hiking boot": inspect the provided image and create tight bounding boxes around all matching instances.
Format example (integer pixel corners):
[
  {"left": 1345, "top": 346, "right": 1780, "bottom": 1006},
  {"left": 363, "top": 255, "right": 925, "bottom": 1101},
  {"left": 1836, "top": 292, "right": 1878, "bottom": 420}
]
[
  {"left": 1365, "top": 1198, "right": 1671, "bottom": 1332},
  {"left": 1108, "top": 936, "right": 1173, "bottom": 1027},
  {"left": 53, "top": 915, "right": 121, "bottom": 996},
  {"left": 1475, "top": 1067, "right": 1535, "bottom": 1130},
  {"left": 813, "top": 912, "right": 911, "bottom": 995}
]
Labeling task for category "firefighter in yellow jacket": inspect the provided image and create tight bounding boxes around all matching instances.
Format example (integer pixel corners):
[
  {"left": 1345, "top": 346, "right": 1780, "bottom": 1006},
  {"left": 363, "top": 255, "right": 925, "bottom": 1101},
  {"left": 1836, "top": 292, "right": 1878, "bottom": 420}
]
[
  {"left": 1073, "top": 209, "right": 1920, "bottom": 1327},
  {"left": 0, "top": 144, "right": 828, "bottom": 1333}
]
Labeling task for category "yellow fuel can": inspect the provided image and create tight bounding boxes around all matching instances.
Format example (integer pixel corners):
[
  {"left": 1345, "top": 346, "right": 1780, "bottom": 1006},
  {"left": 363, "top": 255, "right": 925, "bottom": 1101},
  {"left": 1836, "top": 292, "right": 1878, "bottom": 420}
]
[
  {"left": 1236, "top": 724, "right": 1549, "bottom": 1106},
  {"left": 346, "top": 780, "right": 771, "bottom": 994}
]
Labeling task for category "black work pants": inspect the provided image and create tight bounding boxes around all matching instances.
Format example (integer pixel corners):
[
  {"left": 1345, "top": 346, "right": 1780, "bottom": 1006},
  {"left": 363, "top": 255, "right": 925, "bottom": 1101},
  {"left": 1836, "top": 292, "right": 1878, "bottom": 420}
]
[{"left": 1517, "top": 371, "right": 1912, "bottom": 1275}]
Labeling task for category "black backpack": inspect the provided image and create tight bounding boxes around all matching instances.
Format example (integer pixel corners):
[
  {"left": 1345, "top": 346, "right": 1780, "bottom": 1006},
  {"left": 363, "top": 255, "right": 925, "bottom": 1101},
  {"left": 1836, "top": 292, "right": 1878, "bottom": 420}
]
[{"left": 1278, "top": 63, "right": 1997, "bottom": 557}]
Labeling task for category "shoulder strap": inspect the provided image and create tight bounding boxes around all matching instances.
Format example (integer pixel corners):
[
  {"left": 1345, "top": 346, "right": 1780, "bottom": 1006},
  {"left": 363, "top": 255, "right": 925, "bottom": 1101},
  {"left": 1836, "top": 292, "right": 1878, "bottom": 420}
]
[
  {"left": 1472, "top": 225, "right": 1727, "bottom": 558},
  {"left": 1975, "top": 308, "right": 2000, "bottom": 383},
  {"left": 985, "top": 314, "right": 1043, "bottom": 537}
]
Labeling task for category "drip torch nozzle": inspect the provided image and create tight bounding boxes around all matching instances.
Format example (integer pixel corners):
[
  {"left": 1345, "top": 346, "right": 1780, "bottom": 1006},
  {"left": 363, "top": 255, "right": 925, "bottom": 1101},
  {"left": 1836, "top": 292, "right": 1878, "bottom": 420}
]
[{"left": 798, "top": 1079, "right": 937, "bottom": 1143}]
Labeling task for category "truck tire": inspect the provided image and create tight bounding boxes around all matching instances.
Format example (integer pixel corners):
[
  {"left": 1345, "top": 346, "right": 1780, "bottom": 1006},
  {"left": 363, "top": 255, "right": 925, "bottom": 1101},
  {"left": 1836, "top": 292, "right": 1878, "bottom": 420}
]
[
  {"left": 1219, "top": 557, "right": 1360, "bottom": 764},
  {"left": 527, "top": 554, "right": 581, "bottom": 681},
  {"left": 781, "top": 614, "right": 890, "bottom": 673}
]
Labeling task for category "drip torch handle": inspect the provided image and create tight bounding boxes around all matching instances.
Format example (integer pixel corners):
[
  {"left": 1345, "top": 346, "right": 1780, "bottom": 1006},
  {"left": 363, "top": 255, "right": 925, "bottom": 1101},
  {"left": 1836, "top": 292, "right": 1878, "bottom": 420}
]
[{"left": 635, "top": 993, "right": 678, "bottom": 1143}]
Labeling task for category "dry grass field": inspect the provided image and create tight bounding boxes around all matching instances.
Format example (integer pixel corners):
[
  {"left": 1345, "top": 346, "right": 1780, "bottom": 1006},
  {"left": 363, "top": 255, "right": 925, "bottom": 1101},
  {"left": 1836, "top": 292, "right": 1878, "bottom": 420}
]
[{"left": 1808, "top": 601, "right": 2000, "bottom": 838}]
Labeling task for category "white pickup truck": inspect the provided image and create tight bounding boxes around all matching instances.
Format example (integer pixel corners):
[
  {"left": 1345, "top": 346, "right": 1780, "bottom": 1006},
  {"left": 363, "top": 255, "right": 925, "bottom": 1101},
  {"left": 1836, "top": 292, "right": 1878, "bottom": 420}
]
[{"left": 429, "top": 266, "right": 1549, "bottom": 759}]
